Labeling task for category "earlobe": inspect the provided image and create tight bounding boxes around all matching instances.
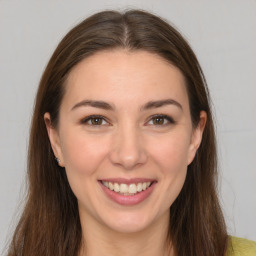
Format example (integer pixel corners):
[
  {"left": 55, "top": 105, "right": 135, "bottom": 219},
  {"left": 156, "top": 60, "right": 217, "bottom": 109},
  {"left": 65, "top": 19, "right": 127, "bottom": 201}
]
[
  {"left": 187, "top": 111, "right": 207, "bottom": 165},
  {"left": 44, "top": 113, "right": 65, "bottom": 167}
]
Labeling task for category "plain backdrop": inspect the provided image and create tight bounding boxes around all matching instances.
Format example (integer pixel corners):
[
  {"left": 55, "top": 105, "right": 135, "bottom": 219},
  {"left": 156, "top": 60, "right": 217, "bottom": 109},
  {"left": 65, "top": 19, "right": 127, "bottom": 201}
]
[{"left": 1, "top": 0, "right": 256, "bottom": 253}]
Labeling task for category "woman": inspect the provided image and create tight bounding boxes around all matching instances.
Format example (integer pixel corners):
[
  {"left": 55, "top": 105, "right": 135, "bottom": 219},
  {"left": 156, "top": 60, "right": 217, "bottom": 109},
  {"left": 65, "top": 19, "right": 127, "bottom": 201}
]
[{"left": 6, "top": 9, "right": 256, "bottom": 256}]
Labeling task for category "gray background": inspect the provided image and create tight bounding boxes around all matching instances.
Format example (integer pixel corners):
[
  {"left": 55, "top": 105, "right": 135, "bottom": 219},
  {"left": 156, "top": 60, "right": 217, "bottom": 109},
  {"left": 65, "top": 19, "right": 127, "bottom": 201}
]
[{"left": 1, "top": 0, "right": 255, "bottom": 252}]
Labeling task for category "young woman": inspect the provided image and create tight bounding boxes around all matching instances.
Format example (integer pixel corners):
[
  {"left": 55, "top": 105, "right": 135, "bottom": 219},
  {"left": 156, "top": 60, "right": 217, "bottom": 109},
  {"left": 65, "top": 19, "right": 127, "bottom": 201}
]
[{"left": 6, "top": 9, "right": 256, "bottom": 256}]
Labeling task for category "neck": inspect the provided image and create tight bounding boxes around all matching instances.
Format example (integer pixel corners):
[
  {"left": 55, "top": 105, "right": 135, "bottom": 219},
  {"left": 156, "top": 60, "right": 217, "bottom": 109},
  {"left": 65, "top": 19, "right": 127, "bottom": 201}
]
[{"left": 78, "top": 210, "right": 175, "bottom": 256}]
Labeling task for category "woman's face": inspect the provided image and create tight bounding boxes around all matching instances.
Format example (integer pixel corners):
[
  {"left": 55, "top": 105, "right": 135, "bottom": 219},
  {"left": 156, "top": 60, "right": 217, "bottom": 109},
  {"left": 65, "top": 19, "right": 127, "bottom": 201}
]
[{"left": 45, "top": 49, "right": 206, "bottom": 234}]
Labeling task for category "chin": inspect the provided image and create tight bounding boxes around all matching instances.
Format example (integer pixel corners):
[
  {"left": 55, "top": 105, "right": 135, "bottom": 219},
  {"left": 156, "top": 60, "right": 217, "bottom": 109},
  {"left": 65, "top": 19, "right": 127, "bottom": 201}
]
[
  {"left": 105, "top": 215, "right": 153, "bottom": 234},
  {"left": 97, "top": 207, "right": 163, "bottom": 234}
]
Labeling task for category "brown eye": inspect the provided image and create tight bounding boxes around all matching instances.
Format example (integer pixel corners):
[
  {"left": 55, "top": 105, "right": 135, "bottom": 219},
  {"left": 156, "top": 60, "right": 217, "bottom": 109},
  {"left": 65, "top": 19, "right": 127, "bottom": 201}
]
[
  {"left": 90, "top": 117, "right": 103, "bottom": 125},
  {"left": 81, "top": 115, "right": 109, "bottom": 126},
  {"left": 152, "top": 117, "right": 165, "bottom": 125},
  {"left": 147, "top": 115, "right": 175, "bottom": 126}
]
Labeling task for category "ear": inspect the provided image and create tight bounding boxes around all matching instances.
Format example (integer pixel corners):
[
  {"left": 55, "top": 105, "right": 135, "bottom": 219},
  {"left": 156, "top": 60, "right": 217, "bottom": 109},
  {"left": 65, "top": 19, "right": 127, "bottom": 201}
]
[
  {"left": 187, "top": 111, "right": 207, "bottom": 165},
  {"left": 44, "top": 113, "right": 65, "bottom": 167}
]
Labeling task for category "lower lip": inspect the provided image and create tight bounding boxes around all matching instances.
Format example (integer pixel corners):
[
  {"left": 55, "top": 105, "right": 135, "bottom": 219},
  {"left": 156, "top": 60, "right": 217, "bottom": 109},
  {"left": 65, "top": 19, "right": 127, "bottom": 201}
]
[{"left": 99, "top": 181, "right": 156, "bottom": 206}]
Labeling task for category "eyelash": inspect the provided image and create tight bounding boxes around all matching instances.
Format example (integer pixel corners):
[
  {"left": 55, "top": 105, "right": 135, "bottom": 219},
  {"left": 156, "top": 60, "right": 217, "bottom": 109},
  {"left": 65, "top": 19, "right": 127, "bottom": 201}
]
[
  {"left": 81, "top": 115, "right": 109, "bottom": 126},
  {"left": 80, "top": 114, "right": 175, "bottom": 126},
  {"left": 146, "top": 114, "right": 175, "bottom": 126}
]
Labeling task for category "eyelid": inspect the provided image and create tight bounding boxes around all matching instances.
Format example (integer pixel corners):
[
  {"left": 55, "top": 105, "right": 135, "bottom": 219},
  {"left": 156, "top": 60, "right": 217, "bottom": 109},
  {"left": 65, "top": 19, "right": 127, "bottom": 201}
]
[
  {"left": 146, "top": 114, "right": 175, "bottom": 126},
  {"left": 81, "top": 115, "right": 110, "bottom": 125},
  {"left": 80, "top": 114, "right": 175, "bottom": 126}
]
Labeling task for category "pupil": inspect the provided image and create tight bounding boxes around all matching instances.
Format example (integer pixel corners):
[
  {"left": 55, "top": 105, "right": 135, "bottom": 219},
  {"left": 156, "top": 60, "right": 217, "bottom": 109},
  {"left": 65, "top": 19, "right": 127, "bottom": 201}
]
[
  {"left": 154, "top": 117, "right": 164, "bottom": 125},
  {"left": 92, "top": 118, "right": 102, "bottom": 125}
]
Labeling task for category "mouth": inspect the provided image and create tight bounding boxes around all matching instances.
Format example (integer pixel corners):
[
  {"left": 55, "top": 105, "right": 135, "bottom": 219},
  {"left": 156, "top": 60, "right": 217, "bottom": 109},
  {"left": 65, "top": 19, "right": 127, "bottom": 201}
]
[
  {"left": 101, "top": 180, "right": 153, "bottom": 196},
  {"left": 99, "top": 179, "right": 157, "bottom": 206}
]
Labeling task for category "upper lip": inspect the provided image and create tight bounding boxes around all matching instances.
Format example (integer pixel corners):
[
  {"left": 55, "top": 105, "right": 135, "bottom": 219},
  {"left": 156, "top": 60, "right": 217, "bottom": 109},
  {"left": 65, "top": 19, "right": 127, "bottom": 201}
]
[{"left": 99, "top": 178, "right": 156, "bottom": 184}]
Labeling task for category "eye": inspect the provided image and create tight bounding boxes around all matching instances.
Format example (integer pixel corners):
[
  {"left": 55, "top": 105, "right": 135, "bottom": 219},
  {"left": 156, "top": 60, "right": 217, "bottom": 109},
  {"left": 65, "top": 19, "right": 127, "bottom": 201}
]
[
  {"left": 81, "top": 115, "right": 109, "bottom": 126},
  {"left": 147, "top": 115, "right": 175, "bottom": 126}
]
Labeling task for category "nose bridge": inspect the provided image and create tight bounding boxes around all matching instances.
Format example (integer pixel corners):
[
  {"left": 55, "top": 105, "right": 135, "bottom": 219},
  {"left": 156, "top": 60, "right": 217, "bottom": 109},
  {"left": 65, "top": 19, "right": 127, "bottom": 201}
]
[{"left": 109, "top": 121, "right": 147, "bottom": 169}]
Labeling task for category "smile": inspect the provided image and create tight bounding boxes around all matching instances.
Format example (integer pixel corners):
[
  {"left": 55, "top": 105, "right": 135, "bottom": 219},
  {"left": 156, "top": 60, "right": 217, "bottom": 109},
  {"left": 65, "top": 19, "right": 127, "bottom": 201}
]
[
  {"left": 101, "top": 181, "right": 152, "bottom": 195},
  {"left": 99, "top": 179, "right": 157, "bottom": 206}
]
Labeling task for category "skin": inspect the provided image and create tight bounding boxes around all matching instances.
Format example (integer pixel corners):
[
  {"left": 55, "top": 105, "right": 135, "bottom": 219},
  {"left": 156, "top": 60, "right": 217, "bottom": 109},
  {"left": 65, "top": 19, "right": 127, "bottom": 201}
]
[{"left": 45, "top": 49, "right": 206, "bottom": 256}]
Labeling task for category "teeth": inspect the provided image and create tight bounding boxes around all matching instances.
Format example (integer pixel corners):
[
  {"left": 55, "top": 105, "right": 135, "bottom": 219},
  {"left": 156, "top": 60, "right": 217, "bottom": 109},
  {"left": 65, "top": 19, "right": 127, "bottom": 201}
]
[
  {"left": 120, "top": 184, "right": 128, "bottom": 193},
  {"left": 102, "top": 181, "right": 152, "bottom": 195},
  {"left": 137, "top": 183, "right": 142, "bottom": 192},
  {"left": 102, "top": 181, "right": 109, "bottom": 188},
  {"left": 128, "top": 184, "right": 137, "bottom": 194},
  {"left": 109, "top": 182, "right": 114, "bottom": 190},
  {"left": 113, "top": 183, "right": 120, "bottom": 192}
]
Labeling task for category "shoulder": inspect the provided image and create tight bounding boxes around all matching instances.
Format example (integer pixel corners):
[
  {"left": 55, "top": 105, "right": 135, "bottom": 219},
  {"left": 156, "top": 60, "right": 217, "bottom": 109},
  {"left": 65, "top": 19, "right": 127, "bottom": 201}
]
[{"left": 226, "top": 236, "right": 256, "bottom": 256}]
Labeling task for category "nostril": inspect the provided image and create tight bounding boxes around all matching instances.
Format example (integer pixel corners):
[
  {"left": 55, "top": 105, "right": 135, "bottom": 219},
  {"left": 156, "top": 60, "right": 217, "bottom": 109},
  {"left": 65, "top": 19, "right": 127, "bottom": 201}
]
[{"left": 108, "top": 148, "right": 148, "bottom": 170}]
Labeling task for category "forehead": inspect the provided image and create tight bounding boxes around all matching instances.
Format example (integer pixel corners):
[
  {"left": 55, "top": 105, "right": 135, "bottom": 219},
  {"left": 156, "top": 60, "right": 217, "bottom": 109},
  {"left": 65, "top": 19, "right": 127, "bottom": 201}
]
[{"left": 63, "top": 49, "right": 189, "bottom": 111}]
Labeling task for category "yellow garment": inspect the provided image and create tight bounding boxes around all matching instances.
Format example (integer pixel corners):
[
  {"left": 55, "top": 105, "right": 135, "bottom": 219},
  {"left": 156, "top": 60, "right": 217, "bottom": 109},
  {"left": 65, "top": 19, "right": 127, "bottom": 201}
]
[{"left": 226, "top": 236, "right": 256, "bottom": 255}]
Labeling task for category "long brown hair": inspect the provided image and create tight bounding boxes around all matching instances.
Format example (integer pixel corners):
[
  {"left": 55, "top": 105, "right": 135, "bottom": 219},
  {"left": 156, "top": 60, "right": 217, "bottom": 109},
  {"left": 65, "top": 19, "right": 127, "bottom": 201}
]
[{"left": 6, "top": 9, "right": 227, "bottom": 256}]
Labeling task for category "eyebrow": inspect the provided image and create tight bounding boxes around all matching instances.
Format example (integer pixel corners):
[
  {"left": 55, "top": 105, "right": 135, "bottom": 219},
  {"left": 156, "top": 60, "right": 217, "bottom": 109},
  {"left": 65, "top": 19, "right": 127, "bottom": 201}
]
[
  {"left": 71, "top": 100, "right": 115, "bottom": 111},
  {"left": 71, "top": 98, "right": 183, "bottom": 111},
  {"left": 141, "top": 99, "right": 183, "bottom": 111}
]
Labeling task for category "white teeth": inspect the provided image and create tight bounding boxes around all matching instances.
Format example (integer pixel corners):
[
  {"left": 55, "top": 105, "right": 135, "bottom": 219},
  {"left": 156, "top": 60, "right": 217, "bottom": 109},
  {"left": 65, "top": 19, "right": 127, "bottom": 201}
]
[
  {"left": 102, "top": 181, "right": 152, "bottom": 195},
  {"left": 120, "top": 184, "right": 128, "bottom": 193},
  {"left": 102, "top": 181, "right": 109, "bottom": 188},
  {"left": 137, "top": 183, "right": 143, "bottom": 192},
  {"left": 109, "top": 182, "right": 114, "bottom": 190},
  {"left": 128, "top": 184, "right": 137, "bottom": 194},
  {"left": 113, "top": 183, "right": 120, "bottom": 192}
]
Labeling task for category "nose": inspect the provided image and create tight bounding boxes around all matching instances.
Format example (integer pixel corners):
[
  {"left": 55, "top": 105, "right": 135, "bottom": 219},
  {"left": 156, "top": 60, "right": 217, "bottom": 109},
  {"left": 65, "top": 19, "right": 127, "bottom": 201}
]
[{"left": 108, "top": 124, "right": 148, "bottom": 170}]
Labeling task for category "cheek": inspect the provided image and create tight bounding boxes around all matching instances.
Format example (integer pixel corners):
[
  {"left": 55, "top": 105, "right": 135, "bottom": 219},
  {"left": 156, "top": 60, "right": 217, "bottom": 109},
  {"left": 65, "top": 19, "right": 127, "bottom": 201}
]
[
  {"left": 149, "top": 133, "right": 191, "bottom": 174},
  {"left": 60, "top": 131, "right": 111, "bottom": 208},
  {"left": 151, "top": 132, "right": 190, "bottom": 197},
  {"left": 154, "top": 136, "right": 189, "bottom": 205},
  {"left": 60, "top": 131, "right": 109, "bottom": 176}
]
